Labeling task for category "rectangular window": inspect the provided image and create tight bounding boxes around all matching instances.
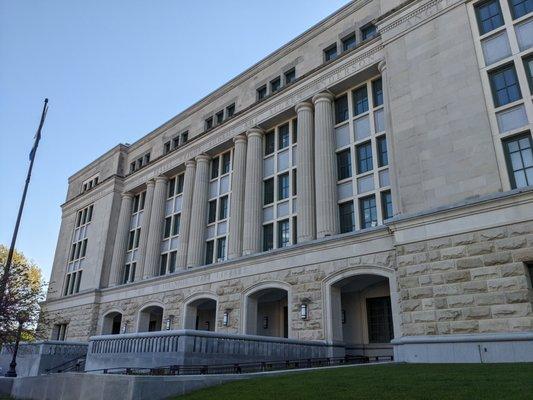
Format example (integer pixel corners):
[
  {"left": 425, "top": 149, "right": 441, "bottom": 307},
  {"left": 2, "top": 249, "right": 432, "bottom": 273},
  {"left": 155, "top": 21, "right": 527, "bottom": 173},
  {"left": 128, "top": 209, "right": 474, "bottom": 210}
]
[
  {"left": 503, "top": 133, "right": 533, "bottom": 188},
  {"left": 181, "top": 131, "right": 188, "bottom": 143},
  {"left": 366, "top": 296, "right": 394, "bottom": 343},
  {"left": 271, "top": 77, "right": 281, "bottom": 93},
  {"left": 160, "top": 253, "right": 168, "bottom": 276},
  {"left": 292, "top": 216, "right": 298, "bottom": 245},
  {"left": 53, "top": 324, "right": 68, "bottom": 341},
  {"left": 284, "top": 68, "right": 296, "bottom": 85},
  {"left": 168, "top": 177, "right": 176, "bottom": 199},
  {"left": 292, "top": 119, "right": 298, "bottom": 143},
  {"left": 222, "top": 152, "right": 231, "bottom": 174},
  {"left": 205, "top": 117, "right": 213, "bottom": 130},
  {"left": 176, "top": 174, "right": 184, "bottom": 194},
  {"left": 263, "top": 224, "right": 274, "bottom": 251},
  {"left": 278, "top": 124, "right": 290, "bottom": 149},
  {"left": 278, "top": 219, "right": 290, "bottom": 248},
  {"left": 216, "top": 237, "right": 226, "bottom": 261},
  {"left": 353, "top": 85, "right": 369, "bottom": 116},
  {"left": 372, "top": 78, "right": 383, "bottom": 107},
  {"left": 278, "top": 173, "right": 290, "bottom": 200},
  {"left": 226, "top": 103, "right": 235, "bottom": 118},
  {"left": 164, "top": 141, "right": 171, "bottom": 154},
  {"left": 476, "top": 0, "right": 504, "bottom": 34},
  {"left": 342, "top": 33, "right": 356, "bottom": 52},
  {"left": 172, "top": 136, "right": 180, "bottom": 149},
  {"left": 335, "top": 95, "right": 349, "bottom": 124},
  {"left": 361, "top": 24, "right": 377, "bottom": 40},
  {"left": 211, "top": 156, "right": 220, "bottom": 179},
  {"left": 164, "top": 217, "right": 172, "bottom": 238},
  {"left": 382, "top": 191, "right": 393, "bottom": 220},
  {"left": 265, "top": 131, "right": 275, "bottom": 155},
  {"left": 509, "top": 0, "right": 533, "bottom": 18},
  {"left": 324, "top": 44, "right": 337, "bottom": 62},
  {"left": 208, "top": 200, "right": 217, "bottom": 224},
  {"left": 219, "top": 196, "right": 228, "bottom": 220},
  {"left": 339, "top": 201, "right": 355, "bottom": 233},
  {"left": 292, "top": 169, "right": 297, "bottom": 196},
  {"left": 524, "top": 55, "right": 533, "bottom": 92},
  {"left": 172, "top": 214, "right": 181, "bottom": 236},
  {"left": 377, "top": 136, "right": 388, "bottom": 167},
  {"left": 127, "top": 230, "right": 135, "bottom": 250},
  {"left": 360, "top": 195, "right": 377, "bottom": 229},
  {"left": 257, "top": 85, "right": 267, "bottom": 100},
  {"left": 356, "top": 142, "right": 373, "bottom": 174},
  {"left": 264, "top": 178, "right": 274, "bottom": 205},
  {"left": 337, "top": 149, "right": 352, "bottom": 180},
  {"left": 133, "top": 228, "right": 141, "bottom": 248},
  {"left": 489, "top": 64, "right": 522, "bottom": 107},
  {"left": 216, "top": 110, "right": 224, "bottom": 124},
  {"left": 168, "top": 251, "right": 177, "bottom": 273},
  {"left": 205, "top": 240, "right": 214, "bottom": 265}
]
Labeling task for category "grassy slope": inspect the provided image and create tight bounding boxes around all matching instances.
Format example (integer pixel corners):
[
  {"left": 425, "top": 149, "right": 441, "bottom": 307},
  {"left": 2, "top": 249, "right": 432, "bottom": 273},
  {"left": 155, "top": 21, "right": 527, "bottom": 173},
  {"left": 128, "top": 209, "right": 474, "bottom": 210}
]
[{"left": 177, "top": 363, "right": 533, "bottom": 400}]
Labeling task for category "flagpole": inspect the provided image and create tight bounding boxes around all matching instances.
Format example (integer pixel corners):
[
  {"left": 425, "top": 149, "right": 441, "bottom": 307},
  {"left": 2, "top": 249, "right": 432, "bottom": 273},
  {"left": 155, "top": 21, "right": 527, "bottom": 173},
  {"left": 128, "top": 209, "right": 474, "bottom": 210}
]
[{"left": 0, "top": 98, "right": 49, "bottom": 307}]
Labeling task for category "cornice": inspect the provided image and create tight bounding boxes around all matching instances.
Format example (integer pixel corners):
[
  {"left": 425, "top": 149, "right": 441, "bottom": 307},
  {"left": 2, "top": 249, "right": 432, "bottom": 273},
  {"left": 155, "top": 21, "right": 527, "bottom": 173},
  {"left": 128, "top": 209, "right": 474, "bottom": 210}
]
[
  {"left": 61, "top": 176, "right": 123, "bottom": 213},
  {"left": 68, "top": 144, "right": 127, "bottom": 182}
]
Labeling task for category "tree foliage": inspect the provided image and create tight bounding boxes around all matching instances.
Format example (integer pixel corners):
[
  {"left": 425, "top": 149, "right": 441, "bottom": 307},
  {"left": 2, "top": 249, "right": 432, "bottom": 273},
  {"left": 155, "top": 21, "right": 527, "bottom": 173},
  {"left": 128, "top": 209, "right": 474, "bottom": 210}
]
[{"left": 0, "top": 245, "right": 45, "bottom": 345}]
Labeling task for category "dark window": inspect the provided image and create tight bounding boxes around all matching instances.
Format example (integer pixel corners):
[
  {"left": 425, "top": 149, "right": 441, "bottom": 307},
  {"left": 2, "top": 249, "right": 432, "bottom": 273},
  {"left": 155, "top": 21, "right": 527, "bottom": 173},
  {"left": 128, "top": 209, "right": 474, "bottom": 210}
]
[
  {"left": 353, "top": 85, "right": 369, "bottom": 116},
  {"left": 127, "top": 230, "right": 135, "bottom": 251},
  {"left": 278, "top": 219, "right": 290, "bottom": 248},
  {"left": 524, "top": 55, "right": 533, "bottom": 92},
  {"left": 264, "top": 178, "right": 274, "bottom": 205},
  {"left": 475, "top": 0, "right": 504, "bottom": 35},
  {"left": 226, "top": 103, "right": 235, "bottom": 118},
  {"left": 271, "top": 77, "right": 281, "bottom": 93},
  {"left": 164, "top": 141, "right": 171, "bottom": 154},
  {"left": 265, "top": 131, "right": 275, "bottom": 155},
  {"left": 172, "top": 136, "right": 180, "bottom": 149},
  {"left": 205, "top": 241, "right": 214, "bottom": 265},
  {"left": 337, "top": 149, "right": 352, "bottom": 180},
  {"left": 133, "top": 228, "right": 140, "bottom": 248},
  {"left": 335, "top": 95, "right": 349, "bottom": 124},
  {"left": 292, "top": 217, "right": 298, "bottom": 245},
  {"left": 503, "top": 133, "right": 533, "bottom": 188},
  {"left": 160, "top": 254, "right": 168, "bottom": 276},
  {"left": 360, "top": 195, "right": 377, "bottom": 229},
  {"left": 211, "top": 156, "right": 220, "bottom": 179},
  {"left": 339, "top": 201, "right": 355, "bottom": 233},
  {"left": 366, "top": 296, "right": 394, "bottom": 343},
  {"left": 219, "top": 196, "right": 228, "bottom": 220},
  {"left": 168, "top": 251, "right": 177, "bottom": 273},
  {"left": 144, "top": 153, "right": 150, "bottom": 165},
  {"left": 324, "top": 44, "right": 337, "bottom": 62},
  {"left": 509, "top": 0, "right": 533, "bottom": 18},
  {"left": 130, "top": 162, "right": 136, "bottom": 173},
  {"left": 208, "top": 200, "right": 217, "bottom": 223},
  {"left": 284, "top": 68, "right": 296, "bottom": 85},
  {"left": 278, "top": 124, "right": 290, "bottom": 149},
  {"left": 139, "top": 192, "right": 146, "bottom": 210},
  {"left": 292, "top": 169, "right": 297, "bottom": 196},
  {"left": 172, "top": 214, "right": 180, "bottom": 236},
  {"left": 205, "top": 117, "right": 213, "bottom": 130},
  {"left": 164, "top": 217, "right": 172, "bottom": 239},
  {"left": 377, "top": 136, "right": 388, "bottom": 167},
  {"left": 168, "top": 177, "right": 176, "bottom": 199},
  {"left": 342, "top": 33, "right": 356, "bottom": 52},
  {"left": 222, "top": 152, "right": 231, "bottom": 174},
  {"left": 216, "top": 110, "right": 224, "bottom": 124},
  {"left": 356, "top": 142, "right": 373, "bottom": 174},
  {"left": 361, "top": 24, "right": 377, "bottom": 40},
  {"left": 181, "top": 131, "right": 188, "bottom": 143},
  {"left": 278, "top": 173, "right": 290, "bottom": 200},
  {"left": 527, "top": 263, "right": 533, "bottom": 288},
  {"left": 489, "top": 64, "right": 522, "bottom": 107},
  {"left": 176, "top": 174, "right": 184, "bottom": 194},
  {"left": 216, "top": 237, "right": 226, "bottom": 260},
  {"left": 263, "top": 224, "right": 274, "bottom": 251},
  {"left": 122, "top": 264, "right": 130, "bottom": 284},
  {"left": 381, "top": 191, "right": 393, "bottom": 220},
  {"left": 292, "top": 119, "right": 298, "bottom": 143},
  {"left": 373, "top": 78, "right": 383, "bottom": 107},
  {"left": 257, "top": 85, "right": 267, "bottom": 100}
]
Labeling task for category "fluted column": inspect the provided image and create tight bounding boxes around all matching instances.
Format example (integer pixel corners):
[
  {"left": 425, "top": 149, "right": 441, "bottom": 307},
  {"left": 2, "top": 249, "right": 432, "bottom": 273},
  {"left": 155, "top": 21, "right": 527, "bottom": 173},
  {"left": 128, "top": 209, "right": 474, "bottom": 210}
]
[
  {"left": 176, "top": 160, "right": 196, "bottom": 269},
  {"left": 242, "top": 128, "right": 264, "bottom": 256},
  {"left": 313, "top": 92, "right": 339, "bottom": 237},
  {"left": 143, "top": 176, "right": 168, "bottom": 278},
  {"left": 186, "top": 154, "right": 211, "bottom": 268},
  {"left": 295, "top": 102, "right": 316, "bottom": 242},
  {"left": 135, "top": 180, "right": 154, "bottom": 280},
  {"left": 109, "top": 193, "right": 133, "bottom": 286},
  {"left": 228, "top": 134, "right": 247, "bottom": 259}
]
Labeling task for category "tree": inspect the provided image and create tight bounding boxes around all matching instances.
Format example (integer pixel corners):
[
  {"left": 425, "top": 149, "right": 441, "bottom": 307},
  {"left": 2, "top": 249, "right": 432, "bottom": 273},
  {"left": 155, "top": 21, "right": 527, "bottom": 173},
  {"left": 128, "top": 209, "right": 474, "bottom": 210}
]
[{"left": 0, "top": 245, "right": 45, "bottom": 345}]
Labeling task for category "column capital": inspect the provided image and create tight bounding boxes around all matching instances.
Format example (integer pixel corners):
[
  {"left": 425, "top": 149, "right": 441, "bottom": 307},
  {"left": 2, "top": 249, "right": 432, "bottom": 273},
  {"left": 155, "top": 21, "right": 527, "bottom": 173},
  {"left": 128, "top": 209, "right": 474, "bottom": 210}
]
[
  {"left": 146, "top": 180, "right": 156, "bottom": 188},
  {"left": 312, "top": 92, "right": 334, "bottom": 104},
  {"left": 185, "top": 159, "right": 196, "bottom": 168},
  {"left": 295, "top": 102, "right": 313, "bottom": 114},
  {"left": 233, "top": 134, "right": 247, "bottom": 144},
  {"left": 246, "top": 127, "right": 264, "bottom": 139},
  {"left": 378, "top": 60, "right": 387, "bottom": 73},
  {"left": 154, "top": 176, "right": 168, "bottom": 183},
  {"left": 121, "top": 192, "right": 134, "bottom": 199},
  {"left": 195, "top": 154, "right": 211, "bottom": 163}
]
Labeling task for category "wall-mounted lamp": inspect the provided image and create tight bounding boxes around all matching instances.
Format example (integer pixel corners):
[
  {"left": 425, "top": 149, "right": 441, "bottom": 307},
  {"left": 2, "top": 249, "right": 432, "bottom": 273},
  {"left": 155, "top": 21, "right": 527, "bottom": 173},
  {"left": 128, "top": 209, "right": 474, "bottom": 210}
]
[
  {"left": 165, "top": 315, "right": 174, "bottom": 331},
  {"left": 263, "top": 316, "right": 269, "bottom": 329},
  {"left": 342, "top": 309, "right": 346, "bottom": 325},
  {"left": 300, "top": 303, "right": 308, "bottom": 320},
  {"left": 122, "top": 323, "right": 128, "bottom": 334},
  {"left": 223, "top": 310, "right": 230, "bottom": 326}
]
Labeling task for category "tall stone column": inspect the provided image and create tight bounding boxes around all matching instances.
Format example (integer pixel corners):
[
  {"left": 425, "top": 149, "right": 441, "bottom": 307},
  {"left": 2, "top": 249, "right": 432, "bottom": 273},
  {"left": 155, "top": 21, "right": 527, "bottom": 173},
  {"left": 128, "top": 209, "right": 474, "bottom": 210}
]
[
  {"left": 143, "top": 176, "right": 168, "bottom": 278},
  {"left": 312, "top": 92, "right": 339, "bottom": 238},
  {"left": 109, "top": 193, "right": 133, "bottom": 286},
  {"left": 295, "top": 102, "right": 316, "bottom": 243},
  {"left": 176, "top": 160, "right": 196, "bottom": 269},
  {"left": 135, "top": 180, "right": 155, "bottom": 280},
  {"left": 242, "top": 128, "right": 264, "bottom": 256},
  {"left": 228, "top": 134, "right": 247, "bottom": 259},
  {"left": 186, "top": 154, "right": 211, "bottom": 268}
]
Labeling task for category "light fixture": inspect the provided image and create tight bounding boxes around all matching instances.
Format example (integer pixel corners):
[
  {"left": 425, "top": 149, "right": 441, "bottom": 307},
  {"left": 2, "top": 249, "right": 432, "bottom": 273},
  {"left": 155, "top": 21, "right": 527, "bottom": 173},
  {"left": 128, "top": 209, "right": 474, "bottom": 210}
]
[
  {"left": 122, "top": 323, "right": 128, "bottom": 334},
  {"left": 223, "top": 311, "right": 230, "bottom": 326},
  {"left": 165, "top": 315, "right": 174, "bottom": 331},
  {"left": 263, "top": 316, "right": 269, "bottom": 329},
  {"left": 300, "top": 303, "right": 308, "bottom": 320}
]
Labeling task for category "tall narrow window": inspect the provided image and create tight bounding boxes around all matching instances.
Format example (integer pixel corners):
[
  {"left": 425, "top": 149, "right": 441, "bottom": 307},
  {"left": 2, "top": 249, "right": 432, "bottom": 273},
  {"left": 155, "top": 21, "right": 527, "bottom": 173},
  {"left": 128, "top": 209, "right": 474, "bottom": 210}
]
[
  {"left": 208, "top": 200, "right": 217, "bottom": 224},
  {"left": 339, "top": 201, "right": 355, "bottom": 233},
  {"left": 361, "top": 24, "right": 377, "bottom": 40},
  {"left": 377, "top": 136, "right": 388, "bottom": 167},
  {"left": 337, "top": 149, "right": 352, "bottom": 180},
  {"left": 205, "top": 241, "right": 214, "bottom": 265},
  {"left": 489, "top": 64, "right": 522, "bottom": 107},
  {"left": 219, "top": 196, "right": 228, "bottom": 220},
  {"left": 226, "top": 103, "right": 235, "bottom": 118},
  {"left": 360, "top": 195, "right": 377, "bottom": 229},
  {"left": 381, "top": 191, "right": 393, "bottom": 220},
  {"left": 324, "top": 44, "right": 337, "bottom": 62},
  {"left": 335, "top": 95, "right": 349, "bottom": 124},
  {"left": 342, "top": 33, "right": 356, "bottom": 52},
  {"left": 211, "top": 156, "right": 220, "bottom": 179},
  {"left": 356, "top": 142, "right": 373, "bottom": 174},
  {"left": 265, "top": 131, "right": 275, "bottom": 155},
  {"left": 475, "top": 0, "right": 504, "bottom": 34},
  {"left": 372, "top": 78, "right": 383, "bottom": 107},
  {"left": 271, "top": 77, "right": 281, "bottom": 93},
  {"left": 353, "top": 85, "right": 369, "bottom": 116},
  {"left": 216, "top": 110, "right": 224, "bottom": 125},
  {"left": 503, "top": 133, "right": 533, "bottom": 188},
  {"left": 205, "top": 117, "right": 213, "bottom": 130},
  {"left": 222, "top": 152, "right": 231, "bottom": 174},
  {"left": 278, "top": 219, "right": 290, "bottom": 248},
  {"left": 216, "top": 237, "right": 226, "bottom": 261},
  {"left": 508, "top": 0, "right": 533, "bottom": 19},
  {"left": 257, "top": 85, "right": 267, "bottom": 100},
  {"left": 278, "top": 124, "right": 290, "bottom": 149},
  {"left": 263, "top": 224, "right": 274, "bottom": 251},
  {"left": 284, "top": 68, "right": 296, "bottom": 85},
  {"left": 264, "top": 178, "right": 274, "bottom": 205},
  {"left": 524, "top": 55, "right": 533, "bottom": 92},
  {"left": 278, "top": 173, "right": 290, "bottom": 200}
]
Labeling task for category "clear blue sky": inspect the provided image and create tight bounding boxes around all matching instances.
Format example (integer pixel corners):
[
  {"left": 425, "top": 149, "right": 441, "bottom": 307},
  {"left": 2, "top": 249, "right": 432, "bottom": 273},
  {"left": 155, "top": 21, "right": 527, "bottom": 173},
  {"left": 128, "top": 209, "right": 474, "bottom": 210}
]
[{"left": 0, "top": 0, "right": 348, "bottom": 281}]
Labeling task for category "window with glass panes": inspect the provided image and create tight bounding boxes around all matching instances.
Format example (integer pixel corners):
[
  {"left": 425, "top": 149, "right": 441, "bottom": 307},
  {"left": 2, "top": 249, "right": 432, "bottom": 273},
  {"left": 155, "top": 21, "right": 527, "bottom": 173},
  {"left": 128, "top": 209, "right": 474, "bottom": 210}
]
[
  {"left": 122, "top": 192, "right": 145, "bottom": 284},
  {"left": 503, "top": 133, "right": 533, "bottom": 188},
  {"left": 334, "top": 76, "right": 392, "bottom": 232},
  {"left": 160, "top": 173, "right": 184, "bottom": 275},
  {"left": 205, "top": 150, "right": 232, "bottom": 264},
  {"left": 262, "top": 119, "right": 298, "bottom": 251},
  {"left": 64, "top": 204, "right": 93, "bottom": 296},
  {"left": 475, "top": 0, "right": 504, "bottom": 34}
]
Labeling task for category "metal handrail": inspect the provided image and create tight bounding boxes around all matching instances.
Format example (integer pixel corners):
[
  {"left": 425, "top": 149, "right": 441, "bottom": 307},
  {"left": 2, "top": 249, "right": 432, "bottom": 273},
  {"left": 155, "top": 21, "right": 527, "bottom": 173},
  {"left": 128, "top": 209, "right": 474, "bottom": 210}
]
[{"left": 45, "top": 353, "right": 87, "bottom": 374}]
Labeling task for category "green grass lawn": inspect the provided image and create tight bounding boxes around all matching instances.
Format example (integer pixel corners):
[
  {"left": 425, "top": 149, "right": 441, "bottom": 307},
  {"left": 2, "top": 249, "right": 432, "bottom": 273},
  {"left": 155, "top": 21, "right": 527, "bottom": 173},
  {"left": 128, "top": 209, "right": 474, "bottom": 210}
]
[{"left": 177, "top": 363, "right": 533, "bottom": 400}]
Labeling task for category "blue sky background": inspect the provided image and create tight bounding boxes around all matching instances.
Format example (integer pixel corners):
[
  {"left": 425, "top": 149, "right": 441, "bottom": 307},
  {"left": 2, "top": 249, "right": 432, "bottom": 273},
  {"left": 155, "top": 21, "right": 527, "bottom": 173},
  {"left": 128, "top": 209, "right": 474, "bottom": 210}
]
[{"left": 0, "top": 0, "right": 348, "bottom": 281}]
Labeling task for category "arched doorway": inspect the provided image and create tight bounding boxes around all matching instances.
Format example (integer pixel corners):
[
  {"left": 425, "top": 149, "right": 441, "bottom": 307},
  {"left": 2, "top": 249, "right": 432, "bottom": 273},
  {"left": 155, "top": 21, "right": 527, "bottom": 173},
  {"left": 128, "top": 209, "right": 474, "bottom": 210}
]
[
  {"left": 184, "top": 298, "right": 217, "bottom": 331},
  {"left": 138, "top": 305, "right": 164, "bottom": 332},
  {"left": 245, "top": 287, "right": 289, "bottom": 338},
  {"left": 102, "top": 311, "right": 122, "bottom": 335},
  {"left": 327, "top": 271, "right": 398, "bottom": 358}
]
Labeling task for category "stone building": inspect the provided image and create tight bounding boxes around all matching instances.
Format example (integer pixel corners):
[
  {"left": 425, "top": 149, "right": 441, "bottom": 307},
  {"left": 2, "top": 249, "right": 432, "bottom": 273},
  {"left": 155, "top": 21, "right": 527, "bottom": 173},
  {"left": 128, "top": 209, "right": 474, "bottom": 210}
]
[{"left": 41, "top": 0, "right": 533, "bottom": 363}]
